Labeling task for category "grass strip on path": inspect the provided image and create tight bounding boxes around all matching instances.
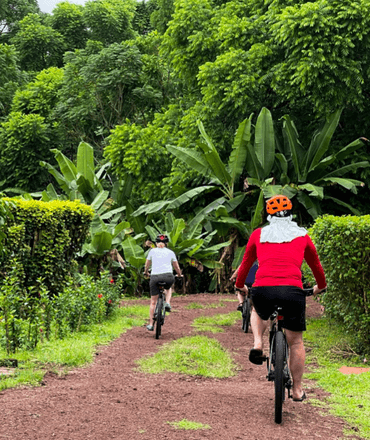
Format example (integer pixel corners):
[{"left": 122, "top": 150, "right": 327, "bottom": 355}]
[
  {"left": 167, "top": 419, "right": 211, "bottom": 430},
  {"left": 305, "top": 317, "right": 370, "bottom": 439},
  {"left": 137, "top": 335, "right": 236, "bottom": 378},
  {"left": 192, "top": 311, "right": 240, "bottom": 333},
  {"left": 0, "top": 304, "right": 148, "bottom": 391}
]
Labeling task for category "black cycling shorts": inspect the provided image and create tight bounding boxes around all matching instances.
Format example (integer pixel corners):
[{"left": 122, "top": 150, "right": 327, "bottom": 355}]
[
  {"left": 149, "top": 273, "right": 175, "bottom": 296},
  {"left": 250, "top": 285, "right": 306, "bottom": 332}
]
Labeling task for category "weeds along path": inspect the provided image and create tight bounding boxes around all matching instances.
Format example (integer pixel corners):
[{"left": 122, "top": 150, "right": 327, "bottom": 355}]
[{"left": 0, "top": 294, "right": 354, "bottom": 440}]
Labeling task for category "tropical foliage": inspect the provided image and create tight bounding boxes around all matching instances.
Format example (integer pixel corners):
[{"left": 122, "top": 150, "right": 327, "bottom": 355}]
[{"left": 1, "top": 0, "right": 370, "bottom": 304}]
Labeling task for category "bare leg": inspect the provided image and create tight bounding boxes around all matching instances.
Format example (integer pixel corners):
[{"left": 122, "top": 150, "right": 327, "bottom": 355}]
[
  {"left": 285, "top": 329, "right": 305, "bottom": 400},
  {"left": 237, "top": 291, "right": 245, "bottom": 305},
  {"left": 165, "top": 287, "right": 173, "bottom": 305},
  {"left": 251, "top": 308, "right": 269, "bottom": 351},
  {"left": 149, "top": 295, "right": 158, "bottom": 326}
]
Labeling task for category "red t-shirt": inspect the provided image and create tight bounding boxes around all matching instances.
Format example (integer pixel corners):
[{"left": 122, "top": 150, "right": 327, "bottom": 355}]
[{"left": 235, "top": 228, "right": 326, "bottom": 289}]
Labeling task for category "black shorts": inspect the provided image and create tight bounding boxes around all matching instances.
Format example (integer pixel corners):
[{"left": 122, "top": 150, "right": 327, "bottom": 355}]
[
  {"left": 149, "top": 273, "right": 175, "bottom": 296},
  {"left": 250, "top": 286, "right": 306, "bottom": 332}
]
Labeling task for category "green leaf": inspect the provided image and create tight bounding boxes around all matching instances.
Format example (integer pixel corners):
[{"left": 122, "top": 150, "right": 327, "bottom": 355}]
[
  {"left": 90, "top": 231, "right": 112, "bottom": 255},
  {"left": 100, "top": 206, "right": 126, "bottom": 220},
  {"left": 282, "top": 115, "right": 304, "bottom": 181},
  {"left": 166, "top": 144, "right": 211, "bottom": 178},
  {"left": 304, "top": 109, "right": 342, "bottom": 175},
  {"left": 91, "top": 190, "right": 109, "bottom": 210},
  {"left": 197, "top": 120, "right": 232, "bottom": 187},
  {"left": 76, "top": 142, "right": 95, "bottom": 186},
  {"left": 320, "top": 162, "right": 369, "bottom": 179},
  {"left": 187, "top": 197, "right": 227, "bottom": 230},
  {"left": 251, "top": 189, "right": 265, "bottom": 231},
  {"left": 324, "top": 196, "right": 361, "bottom": 215},
  {"left": 298, "top": 184, "right": 324, "bottom": 199},
  {"left": 50, "top": 148, "right": 77, "bottom": 183},
  {"left": 40, "top": 161, "right": 70, "bottom": 194},
  {"left": 321, "top": 177, "right": 364, "bottom": 193},
  {"left": 254, "top": 107, "right": 275, "bottom": 178},
  {"left": 297, "top": 191, "right": 321, "bottom": 219},
  {"left": 132, "top": 200, "right": 170, "bottom": 217},
  {"left": 228, "top": 118, "right": 250, "bottom": 186},
  {"left": 168, "top": 186, "right": 216, "bottom": 210},
  {"left": 113, "top": 221, "right": 130, "bottom": 238},
  {"left": 169, "top": 218, "right": 186, "bottom": 247}
]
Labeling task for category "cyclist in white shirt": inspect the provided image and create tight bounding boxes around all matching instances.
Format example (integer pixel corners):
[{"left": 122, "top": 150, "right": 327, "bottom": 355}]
[{"left": 144, "top": 234, "right": 182, "bottom": 331}]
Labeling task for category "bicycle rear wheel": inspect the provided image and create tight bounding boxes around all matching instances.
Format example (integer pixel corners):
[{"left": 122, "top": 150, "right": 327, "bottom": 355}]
[
  {"left": 242, "top": 297, "right": 251, "bottom": 333},
  {"left": 274, "top": 331, "right": 286, "bottom": 424},
  {"left": 155, "top": 297, "right": 164, "bottom": 339}
]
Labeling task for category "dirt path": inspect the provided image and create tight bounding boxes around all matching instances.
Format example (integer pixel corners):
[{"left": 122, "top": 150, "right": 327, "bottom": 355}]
[{"left": 0, "top": 294, "right": 355, "bottom": 439}]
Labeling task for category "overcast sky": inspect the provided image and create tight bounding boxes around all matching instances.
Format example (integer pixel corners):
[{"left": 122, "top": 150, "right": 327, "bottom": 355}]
[{"left": 37, "top": 0, "right": 87, "bottom": 14}]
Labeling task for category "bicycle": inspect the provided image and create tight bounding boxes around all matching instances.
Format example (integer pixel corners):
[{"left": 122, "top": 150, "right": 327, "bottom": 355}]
[
  {"left": 265, "top": 287, "right": 325, "bottom": 424},
  {"left": 237, "top": 287, "right": 252, "bottom": 333},
  {"left": 153, "top": 282, "right": 167, "bottom": 339}
]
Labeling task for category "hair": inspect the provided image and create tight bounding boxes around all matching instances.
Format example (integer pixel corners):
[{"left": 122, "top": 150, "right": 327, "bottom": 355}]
[{"left": 272, "top": 210, "right": 291, "bottom": 218}]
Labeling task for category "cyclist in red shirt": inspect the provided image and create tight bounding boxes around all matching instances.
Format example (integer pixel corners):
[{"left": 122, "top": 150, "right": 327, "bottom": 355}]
[{"left": 235, "top": 195, "right": 326, "bottom": 402}]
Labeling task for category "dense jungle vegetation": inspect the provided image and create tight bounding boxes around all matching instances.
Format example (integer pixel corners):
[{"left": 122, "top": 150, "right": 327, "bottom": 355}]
[{"left": 1, "top": 0, "right": 370, "bottom": 300}]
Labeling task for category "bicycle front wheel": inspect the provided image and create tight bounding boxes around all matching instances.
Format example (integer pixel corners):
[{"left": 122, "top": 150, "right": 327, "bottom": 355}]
[
  {"left": 274, "top": 331, "right": 286, "bottom": 424},
  {"left": 155, "top": 297, "right": 164, "bottom": 339},
  {"left": 242, "top": 297, "right": 251, "bottom": 333}
]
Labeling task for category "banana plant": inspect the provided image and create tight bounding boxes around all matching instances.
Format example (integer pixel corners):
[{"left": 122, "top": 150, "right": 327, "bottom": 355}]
[
  {"left": 270, "top": 109, "right": 369, "bottom": 218},
  {"left": 132, "top": 114, "right": 253, "bottom": 220}
]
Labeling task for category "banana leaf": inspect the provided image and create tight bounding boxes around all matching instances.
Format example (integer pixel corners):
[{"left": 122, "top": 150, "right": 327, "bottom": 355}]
[
  {"left": 197, "top": 120, "right": 232, "bottom": 187},
  {"left": 50, "top": 148, "right": 78, "bottom": 183},
  {"left": 254, "top": 107, "right": 275, "bottom": 178},
  {"left": 76, "top": 142, "right": 95, "bottom": 186},
  {"left": 228, "top": 117, "right": 250, "bottom": 185}
]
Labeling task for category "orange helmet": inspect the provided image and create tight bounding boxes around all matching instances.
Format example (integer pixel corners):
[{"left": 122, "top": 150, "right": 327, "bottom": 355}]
[{"left": 266, "top": 195, "right": 292, "bottom": 215}]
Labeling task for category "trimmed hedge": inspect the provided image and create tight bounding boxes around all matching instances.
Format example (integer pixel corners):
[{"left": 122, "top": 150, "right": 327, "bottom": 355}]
[
  {"left": 0, "top": 198, "right": 94, "bottom": 296},
  {"left": 304, "top": 215, "right": 370, "bottom": 351}
]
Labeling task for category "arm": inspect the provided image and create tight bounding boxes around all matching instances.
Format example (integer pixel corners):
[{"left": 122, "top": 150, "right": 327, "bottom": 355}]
[
  {"left": 172, "top": 260, "right": 183, "bottom": 277},
  {"left": 304, "top": 235, "right": 327, "bottom": 291},
  {"left": 144, "top": 259, "right": 151, "bottom": 276},
  {"left": 230, "top": 264, "right": 241, "bottom": 281}
]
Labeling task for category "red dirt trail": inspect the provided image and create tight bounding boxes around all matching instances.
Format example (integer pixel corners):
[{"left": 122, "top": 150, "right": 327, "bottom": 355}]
[{"left": 0, "top": 294, "right": 360, "bottom": 440}]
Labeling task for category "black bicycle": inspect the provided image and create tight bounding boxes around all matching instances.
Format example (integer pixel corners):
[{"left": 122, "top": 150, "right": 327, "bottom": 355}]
[
  {"left": 153, "top": 282, "right": 167, "bottom": 339},
  {"left": 265, "top": 287, "right": 325, "bottom": 424},
  {"left": 240, "top": 287, "right": 252, "bottom": 333}
]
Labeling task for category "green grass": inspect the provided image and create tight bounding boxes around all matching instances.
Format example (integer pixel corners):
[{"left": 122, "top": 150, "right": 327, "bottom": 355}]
[
  {"left": 305, "top": 317, "right": 370, "bottom": 439},
  {"left": 192, "top": 311, "right": 240, "bottom": 333},
  {"left": 0, "top": 304, "right": 148, "bottom": 391},
  {"left": 137, "top": 335, "right": 236, "bottom": 378},
  {"left": 167, "top": 419, "right": 211, "bottom": 430}
]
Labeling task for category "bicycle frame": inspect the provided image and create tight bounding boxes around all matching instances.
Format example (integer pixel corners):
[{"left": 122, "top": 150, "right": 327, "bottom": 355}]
[
  {"left": 153, "top": 282, "right": 167, "bottom": 339},
  {"left": 266, "top": 307, "right": 292, "bottom": 393}
]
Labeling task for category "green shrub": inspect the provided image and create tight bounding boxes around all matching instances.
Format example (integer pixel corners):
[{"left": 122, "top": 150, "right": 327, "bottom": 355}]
[
  {"left": 0, "top": 198, "right": 94, "bottom": 297},
  {"left": 0, "top": 270, "right": 123, "bottom": 352},
  {"left": 303, "top": 214, "right": 370, "bottom": 351}
]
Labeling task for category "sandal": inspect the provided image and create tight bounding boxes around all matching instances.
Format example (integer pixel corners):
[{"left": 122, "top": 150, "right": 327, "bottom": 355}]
[
  {"left": 237, "top": 303, "right": 243, "bottom": 312},
  {"left": 293, "top": 391, "right": 307, "bottom": 402},
  {"left": 249, "top": 348, "right": 264, "bottom": 365},
  {"left": 146, "top": 325, "right": 154, "bottom": 331}
]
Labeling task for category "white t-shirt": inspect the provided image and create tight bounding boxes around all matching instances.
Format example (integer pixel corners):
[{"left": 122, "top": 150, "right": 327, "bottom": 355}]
[{"left": 147, "top": 247, "right": 177, "bottom": 275}]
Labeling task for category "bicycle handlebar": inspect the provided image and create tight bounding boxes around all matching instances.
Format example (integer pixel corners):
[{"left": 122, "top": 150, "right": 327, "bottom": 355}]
[{"left": 304, "top": 287, "right": 327, "bottom": 296}]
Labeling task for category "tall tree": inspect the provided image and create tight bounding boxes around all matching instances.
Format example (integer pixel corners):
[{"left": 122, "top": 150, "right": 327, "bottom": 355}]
[
  {"left": 83, "top": 0, "right": 137, "bottom": 46},
  {"left": 10, "top": 13, "right": 66, "bottom": 70},
  {"left": 0, "top": 0, "right": 39, "bottom": 42},
  {"left": 48, "top": 1, "right": 88, "bottom": 52}
]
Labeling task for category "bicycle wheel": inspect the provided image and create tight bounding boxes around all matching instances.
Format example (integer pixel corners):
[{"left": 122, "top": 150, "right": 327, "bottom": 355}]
[
  {"left": 242, "top": 297, "right": 251, "bottom": 333},
  {"left": 155, "top": 297, "right": 164, "bottom": 339},
  {"left": 274, "top": 331, "right": 286, "bottom": 424}
]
